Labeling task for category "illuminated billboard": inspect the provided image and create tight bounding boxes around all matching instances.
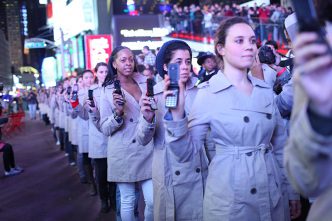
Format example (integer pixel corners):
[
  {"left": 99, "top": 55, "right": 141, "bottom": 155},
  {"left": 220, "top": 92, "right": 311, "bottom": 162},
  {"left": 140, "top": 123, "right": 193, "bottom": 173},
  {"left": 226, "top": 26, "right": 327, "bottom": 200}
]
[
  {"left": 113, "top": 15, "right": 169, "bottom": 51},
  {"left": 52, "top": 0, "right": 97, "bottom": 45},
  {"left": 41, "top": 57, "right": 57, "bottom": 87},
  {"left": 85, "top": 35, "right": 112, "bottom": 70}
]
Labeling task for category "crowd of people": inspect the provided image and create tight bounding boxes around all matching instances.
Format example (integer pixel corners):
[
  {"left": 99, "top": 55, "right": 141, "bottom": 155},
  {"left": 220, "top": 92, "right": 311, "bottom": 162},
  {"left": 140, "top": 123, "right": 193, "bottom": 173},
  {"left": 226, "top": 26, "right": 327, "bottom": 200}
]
[
  {"left": 25, "top": 0, "right": 332, "bottom": 220},
  {"left": 163, "top": 2, "right": 294, "bottom": 45}
]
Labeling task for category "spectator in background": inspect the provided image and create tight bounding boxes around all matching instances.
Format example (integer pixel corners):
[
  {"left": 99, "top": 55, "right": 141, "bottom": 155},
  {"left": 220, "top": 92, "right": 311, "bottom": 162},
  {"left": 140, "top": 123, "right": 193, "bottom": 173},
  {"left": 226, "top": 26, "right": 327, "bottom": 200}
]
[
  {"left": 193, "top": 6, "right": 204, "bottom": 35},
  {"left": 258, "top": 5, "right": 270, "bottom": 42},
  {"left": 1, "top": 141, "right": 23, "bottom": 177},
  {"left": 195, "top": 51, "right": 218, "bottom": 86},
  {"left": 27, "top": 89, "right": 38, "bottom": 120},
  {"left": 142, "top": 46, "right": 156, "bottom": 67},
  {"left": 203, "top": 7, "right": 213, "bottom": 37}
]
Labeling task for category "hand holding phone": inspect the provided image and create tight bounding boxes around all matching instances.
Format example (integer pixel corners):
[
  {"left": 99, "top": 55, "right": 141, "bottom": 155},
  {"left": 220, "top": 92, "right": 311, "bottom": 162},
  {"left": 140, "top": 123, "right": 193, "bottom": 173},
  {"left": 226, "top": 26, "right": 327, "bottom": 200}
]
[
  {"left": 146, "top": 78, "right": 157, "bottom": 110},
  {"left": 71, "top": 84, "right": 78, "bottom": 101},
  {"left": 88, "top": 89, "right": 95, "bottom": 108},
  {"left": 113, "top": 80, "right": 125, "bottom": 106},
  {"left": 291, "top": 0, "right": 332, "bottom": 116},
  {"left": 165, "top": 63, "right": 179, "bottom": 109}
]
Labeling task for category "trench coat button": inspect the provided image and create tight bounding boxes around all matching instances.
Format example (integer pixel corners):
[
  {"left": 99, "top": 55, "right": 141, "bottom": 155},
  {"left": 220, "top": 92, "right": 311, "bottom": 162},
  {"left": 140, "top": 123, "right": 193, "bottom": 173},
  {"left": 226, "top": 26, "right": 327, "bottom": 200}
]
[
  {"left": 129, "top": 118, "right": 133, "bottom": 122},
  {"left": 266, "top": 114, "right": 272, "bottom": 120},
  {"left": 196, "top": 168, "right": 201, "bottom": 173},
  {"left": 132, "top": 139, "right": 136, "bottom": 143},
  {"left": 246, "top": 152, "right": 252, "bottom": 156},
  {"left": 175, "top": 171, "right": 180, "bottom": 176},
  {"left": 250, "top": 188, "right": 257, "bottom": 194},
  {"left": 243, "top": 116, "right": 250, "bottom": 123}
]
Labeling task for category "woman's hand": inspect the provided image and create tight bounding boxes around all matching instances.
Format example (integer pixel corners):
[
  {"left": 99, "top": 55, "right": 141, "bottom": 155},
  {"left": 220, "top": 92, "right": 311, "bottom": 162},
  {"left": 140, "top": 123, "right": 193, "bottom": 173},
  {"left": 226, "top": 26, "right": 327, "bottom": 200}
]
[
  {"left": 84, "top": 99, "right": 97, "bottom": 114},
  {"left": 163, "top": 74, "right": 185, "bottom": 120},
  {"left": 112, "top": 91, "right": 125, "bottom": 116},
  {"left": 293, "top": 32, "right": 332, "bottom": 116},
  {"left": 289, "top": 200, "right": 301, "bottom": 219},
  {"left": 139, "top": 94, "right": 156, "bottom": 123}
]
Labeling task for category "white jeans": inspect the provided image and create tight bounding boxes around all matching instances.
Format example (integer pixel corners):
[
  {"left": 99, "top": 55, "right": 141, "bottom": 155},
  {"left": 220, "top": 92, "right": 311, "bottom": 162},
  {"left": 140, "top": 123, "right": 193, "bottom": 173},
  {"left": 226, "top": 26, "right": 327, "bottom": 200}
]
[
  {"left": 118, "top": 179, "right": 153, "bottom": 221},
  {"left": 28, "top": 104, "right": 37, "bottom": 119}
]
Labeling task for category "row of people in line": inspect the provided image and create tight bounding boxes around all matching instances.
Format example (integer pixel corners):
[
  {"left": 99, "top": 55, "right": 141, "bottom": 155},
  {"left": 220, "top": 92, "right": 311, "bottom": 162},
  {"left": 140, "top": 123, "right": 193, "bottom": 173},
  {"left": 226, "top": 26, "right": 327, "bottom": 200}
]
[
  {"left": 35, "top": 6, "right": 327, "bottom": 220},
  {"left": 35, "top": 11, "right": 330, "bottom": 220}
]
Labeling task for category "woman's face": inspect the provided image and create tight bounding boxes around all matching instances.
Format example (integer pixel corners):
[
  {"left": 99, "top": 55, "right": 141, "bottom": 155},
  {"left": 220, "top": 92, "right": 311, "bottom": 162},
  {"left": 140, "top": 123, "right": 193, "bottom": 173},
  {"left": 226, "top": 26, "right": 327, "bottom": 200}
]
[
  {"left": 216, "top": 23, "right": 257, "bottom": 71},
  {"left": 112, "top": 48, "right": 135, "bottom": 77},
  {"left": 83, "top": 72, "right": 94, "bottom": 88},
  {"left": 78, "top": 77, "right": 83, "bottom": 89},
  {"left": 167, "top": 49, "right": 192, "bottom": 82},
  {"left": 96, "top": 65, "right": 108, "bottom": 84}
]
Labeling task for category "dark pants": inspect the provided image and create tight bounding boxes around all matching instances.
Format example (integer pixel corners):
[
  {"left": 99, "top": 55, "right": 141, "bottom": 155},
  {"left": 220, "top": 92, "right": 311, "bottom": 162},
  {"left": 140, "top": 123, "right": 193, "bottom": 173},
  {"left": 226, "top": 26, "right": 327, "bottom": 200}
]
[
  {"left": 94, "top": 158, "right": 115, "bottom": 201},
  {"left": 59, "top": 128, "right": 65, "bottom": 151},
  {"left": 64, "top": 132, "right": 74, "bottom": 163},
  {"left": 42, "top": 114, "right": 50, "bottom": 125},
  {"left": 1, "top": 143, "right": 16, "bottom": 172},
  {"left": 82, "top": 153, "right": 95, "bottom": 183}
]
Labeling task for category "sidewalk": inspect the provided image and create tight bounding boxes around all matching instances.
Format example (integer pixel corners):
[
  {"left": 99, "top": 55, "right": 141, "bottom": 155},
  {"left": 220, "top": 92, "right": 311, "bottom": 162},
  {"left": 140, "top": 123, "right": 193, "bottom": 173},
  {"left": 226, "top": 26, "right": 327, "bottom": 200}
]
[{"left": 0, "top": 119, "right": 116, "bottom": 221}]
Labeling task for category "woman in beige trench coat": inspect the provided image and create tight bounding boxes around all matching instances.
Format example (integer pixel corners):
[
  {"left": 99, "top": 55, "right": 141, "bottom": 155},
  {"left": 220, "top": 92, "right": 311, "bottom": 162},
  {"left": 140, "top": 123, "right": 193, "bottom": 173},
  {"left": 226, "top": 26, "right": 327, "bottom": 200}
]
[
  {"left": 163, "top": 17, "right": 300, "bottom": 221},
  {"left": 137, "top": 40, "right": 209, "bottom": 221},
  {"left": 99, "top": 46, "right": 153, "bottom": 221}
]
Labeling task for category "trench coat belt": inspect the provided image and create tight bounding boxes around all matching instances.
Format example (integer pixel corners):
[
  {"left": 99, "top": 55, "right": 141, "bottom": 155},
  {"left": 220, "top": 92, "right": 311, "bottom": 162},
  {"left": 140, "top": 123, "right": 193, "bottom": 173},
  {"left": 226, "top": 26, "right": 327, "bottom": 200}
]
[
  {"left": 215, "top": 143, "right": 276, "bottom": 220},
  {"left": 215, "top": 144, "right": 272, "bottom": 158}
]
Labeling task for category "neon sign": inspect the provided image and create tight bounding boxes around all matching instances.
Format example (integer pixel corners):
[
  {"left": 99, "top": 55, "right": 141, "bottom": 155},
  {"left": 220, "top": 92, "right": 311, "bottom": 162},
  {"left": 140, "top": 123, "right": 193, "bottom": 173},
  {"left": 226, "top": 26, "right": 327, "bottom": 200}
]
[
  {"left": 120, "top": 28, "right": 170, "bottom": 37},
  {"left": 85, "top": 35, "right": 112, "bottom": 70}
]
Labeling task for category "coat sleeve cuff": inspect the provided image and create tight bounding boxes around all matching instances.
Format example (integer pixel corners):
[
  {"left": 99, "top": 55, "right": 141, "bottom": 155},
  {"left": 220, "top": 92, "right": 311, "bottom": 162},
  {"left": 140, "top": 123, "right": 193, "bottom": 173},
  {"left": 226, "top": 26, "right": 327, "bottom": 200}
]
[
  {"left": 140, "top": 114, "right": 156, "bottom": 131},
  {"left": 164, "top": 116, "right": 188, "bottom": 138},
  {"left": 298, "top": 106, "right": 332, "bottom": 147}
]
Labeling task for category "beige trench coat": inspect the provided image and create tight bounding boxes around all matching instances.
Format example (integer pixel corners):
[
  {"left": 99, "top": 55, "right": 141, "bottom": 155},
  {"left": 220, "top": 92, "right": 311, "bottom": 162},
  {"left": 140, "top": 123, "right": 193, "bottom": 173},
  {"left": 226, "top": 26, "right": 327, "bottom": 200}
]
[
  {"left": 99, "top": 73, "right": 153, "bottom": 182},
  {"left": 87, "top": 84, "right": 108, "bottom": 159},
  {"left": 75, "top": 89, "right": 89, "bottom": 153},
  {"left": 164, "top": 72, "right": 298, "bottom": 221},
  {"left": 137, "top": 77, "right": 208, "bottom": 221},
  {"left": 284, "top": 78, "right": 332, "bottom": 221}
]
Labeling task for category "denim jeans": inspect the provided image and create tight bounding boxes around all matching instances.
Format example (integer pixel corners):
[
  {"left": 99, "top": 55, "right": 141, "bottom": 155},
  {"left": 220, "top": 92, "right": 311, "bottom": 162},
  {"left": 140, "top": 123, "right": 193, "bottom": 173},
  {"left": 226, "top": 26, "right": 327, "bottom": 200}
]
[
  {"left": 28, "top": 104, "right": 37, "bottom": 119},
  {"left": 118, "top": 179, "right": 153, "bottom": 221},
  {"left": 116, "top": 184, "right": 140, "bottom": 221}
]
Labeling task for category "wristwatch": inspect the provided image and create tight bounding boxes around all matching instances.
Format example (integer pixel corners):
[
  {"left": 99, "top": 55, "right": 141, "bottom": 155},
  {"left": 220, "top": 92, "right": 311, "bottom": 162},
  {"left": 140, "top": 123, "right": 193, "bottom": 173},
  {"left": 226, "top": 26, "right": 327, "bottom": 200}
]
[{"left": 114, "top": 112, "right": 123, "bottom": 124}]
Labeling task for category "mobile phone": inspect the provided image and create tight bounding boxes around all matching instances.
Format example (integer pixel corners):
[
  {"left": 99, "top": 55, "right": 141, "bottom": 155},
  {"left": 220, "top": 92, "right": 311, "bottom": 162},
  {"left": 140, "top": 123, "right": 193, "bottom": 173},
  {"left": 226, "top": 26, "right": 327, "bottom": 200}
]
[
  {"left": 165, "top": 63, "right": 179, "bottom": 109},
  {"left": 113, "top": 80, "right": 124, "bottom": 106},
  {"left": 71, "top": 84, "right": 78, "bottom": 101},
  {"left": 292, "top": 0, "right": 332, "bottom": 55},
  {"left": 88, "top": 89, "right": 95, "bottom": 107},
  {"left": 67, "top": 86, "right": 72, "bottom": 95},
  {"left": 146, "top": 78, "right": 157, "bottom": 110}
]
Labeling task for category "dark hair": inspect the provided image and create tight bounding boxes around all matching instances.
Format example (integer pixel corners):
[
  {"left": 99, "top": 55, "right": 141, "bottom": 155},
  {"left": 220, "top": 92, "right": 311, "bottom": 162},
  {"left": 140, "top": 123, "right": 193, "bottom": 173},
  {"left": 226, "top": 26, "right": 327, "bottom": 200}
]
[
  {"left": 265, "top": 40, "right": 279, "bottom": 50},
  {"left": 94, "top": 62, "right": 107, "bottom": 73},
  {"left": 82, "top": 69, "right": 94, "bottom": 77},
  {"left": 143, "top": 46, "right": 150, "bottom": 50},
  {"left": 103, "top": 46, "right": 133, "bottom": 87},
  {"left": 137, "top": 64, "right": 146, "bottom": 73},
  {"left": 94, "top": 62, "right": 107, "bottom": 84},
  {"left": 314, "top": 0, "right": 332, "bottom": 24},
  {"left": 214, "top": 17, "right": 251, "bottom": 61},
  {"left": 162, "top": 42, "right": 192, "bottom": 78}
]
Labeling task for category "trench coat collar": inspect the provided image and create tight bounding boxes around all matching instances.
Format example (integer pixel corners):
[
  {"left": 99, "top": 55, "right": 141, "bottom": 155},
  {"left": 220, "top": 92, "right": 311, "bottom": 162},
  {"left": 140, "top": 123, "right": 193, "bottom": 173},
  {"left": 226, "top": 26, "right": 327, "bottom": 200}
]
[
  {"left": 89, "top": 84, "right": 99, "bottom": 90},
  {"left": 209, "top": 70, "right": 270, "bottom": 94}
]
